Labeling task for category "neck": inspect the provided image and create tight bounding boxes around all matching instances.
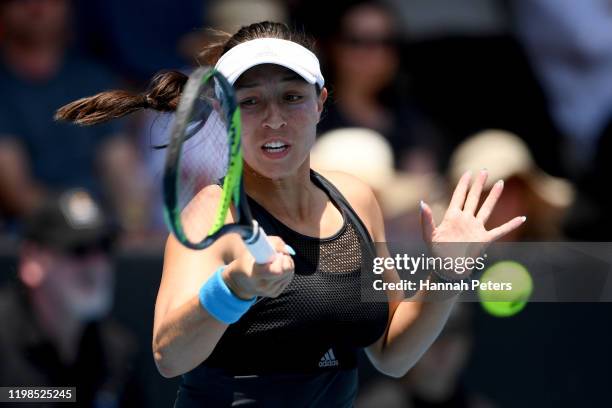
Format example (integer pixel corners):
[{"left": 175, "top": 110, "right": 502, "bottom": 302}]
[
  {"left": 29, "top": 288, "right": 84, "bottom": 365},
  {"left": 243, "top": 160, "right": 320, "bottom": 222}
]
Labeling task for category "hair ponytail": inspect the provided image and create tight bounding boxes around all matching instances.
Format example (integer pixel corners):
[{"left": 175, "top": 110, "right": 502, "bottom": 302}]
[{"left": 55, "top": 70, "right": 188, "bottom": 126}]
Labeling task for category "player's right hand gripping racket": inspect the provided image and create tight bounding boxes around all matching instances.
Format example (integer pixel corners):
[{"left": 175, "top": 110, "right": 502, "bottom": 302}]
[{"left": 163, "top": 66, "right": 276, "bottom": 264}]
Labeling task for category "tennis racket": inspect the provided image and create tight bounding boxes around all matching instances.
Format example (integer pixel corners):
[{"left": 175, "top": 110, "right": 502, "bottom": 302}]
[{"left": 163, "top": 66, "right": 276, "bottom": 264}]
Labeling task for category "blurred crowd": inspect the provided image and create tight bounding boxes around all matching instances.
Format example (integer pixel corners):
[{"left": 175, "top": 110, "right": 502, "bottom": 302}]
[
  {"left": 2, "top": 0, "right": 611, "bottom": 245},
  {"left": 1, "top": 0, "right": 611, "bottom": 406}
]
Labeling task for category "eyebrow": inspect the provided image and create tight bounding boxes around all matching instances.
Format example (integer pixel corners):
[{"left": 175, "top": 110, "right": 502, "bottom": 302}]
[{"left": 236, "top": 74, "right": 304, "bottom": 89}]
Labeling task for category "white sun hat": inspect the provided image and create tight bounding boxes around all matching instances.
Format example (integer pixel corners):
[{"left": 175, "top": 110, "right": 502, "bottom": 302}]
[
  {"left": 449, "top": 129, "right": 574, "bottom": 209},
  {"left": 215, "top": 38, "right": 324, "bottom": 87}
]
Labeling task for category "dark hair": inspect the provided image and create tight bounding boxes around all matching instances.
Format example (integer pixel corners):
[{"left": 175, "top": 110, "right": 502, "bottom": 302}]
[{"left": 55, "top": 22, "right": 317, "bottom": 125}]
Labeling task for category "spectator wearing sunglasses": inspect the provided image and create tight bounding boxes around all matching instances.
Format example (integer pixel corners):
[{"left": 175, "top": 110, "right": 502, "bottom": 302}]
[
  {"left": 317, "top": 1, "right": 444, "bottom": 174},
  {"left": 0, "top": 188, "right": 146, "bottom": 407}
]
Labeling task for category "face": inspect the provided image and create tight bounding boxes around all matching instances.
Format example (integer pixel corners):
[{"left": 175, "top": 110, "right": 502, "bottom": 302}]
[
  {"left": 0, "top": 0, "right": 69, "bottom": 42},
  {"left": 332, "top": 4, "right": 399, "bottom": 92},
  {"left": 44, "top": 246, "right": 114, "bottom": 321},
  {"left": 235, "top": 64, "right": 327, "bottom": 179}
]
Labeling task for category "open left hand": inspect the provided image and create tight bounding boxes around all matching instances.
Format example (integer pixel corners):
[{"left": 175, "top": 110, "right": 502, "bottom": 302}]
[{"left": 420, "top": 169, "right": 526, "bottom": 277}]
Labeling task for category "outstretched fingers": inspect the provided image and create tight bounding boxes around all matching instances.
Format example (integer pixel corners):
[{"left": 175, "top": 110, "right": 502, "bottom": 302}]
[
  {"left": 476, "top": 179, "right": 504, "bottom": 224},
  {"left": 463, "top": 169, "right": 488, "bottom": 215},
  {"left": 448, "top": 170, "right": 472, "bottom": 212},
  {"left": 487, "top": 216, "right": 527, "bottom": 241}
]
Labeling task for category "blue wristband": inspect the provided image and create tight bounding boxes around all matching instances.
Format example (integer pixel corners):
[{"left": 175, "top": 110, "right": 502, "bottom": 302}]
[{"left": 199, "top": 266, "right": 257, "bottom": 324}]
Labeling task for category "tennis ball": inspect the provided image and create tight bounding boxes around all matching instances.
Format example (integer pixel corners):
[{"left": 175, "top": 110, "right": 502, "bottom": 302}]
[{"left": 477, "top": 260, "right": 533, "bottom": 317}]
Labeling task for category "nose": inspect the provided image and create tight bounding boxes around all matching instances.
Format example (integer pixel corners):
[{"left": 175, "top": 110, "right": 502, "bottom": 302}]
[{"left": 262, "top": 102, "right": 287, "bottom": 130}]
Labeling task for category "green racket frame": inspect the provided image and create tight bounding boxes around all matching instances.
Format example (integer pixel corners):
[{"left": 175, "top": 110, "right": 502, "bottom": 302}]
[{"left": 162, "top": 67, "right": 270, "bottom": 255}]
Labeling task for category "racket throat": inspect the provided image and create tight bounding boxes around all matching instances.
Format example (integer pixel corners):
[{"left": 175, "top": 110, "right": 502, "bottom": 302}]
[
  {"left": 244, "top": 220, "right": 267, "bottom": 245},
  {"left": 244, "top": 220, "right": 276, "bottom": 264}
]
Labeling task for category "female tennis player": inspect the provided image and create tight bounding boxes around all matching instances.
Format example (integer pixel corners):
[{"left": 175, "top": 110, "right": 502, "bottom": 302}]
[{"left": 56, "top": 22, "right": 525, "bottom": 408}]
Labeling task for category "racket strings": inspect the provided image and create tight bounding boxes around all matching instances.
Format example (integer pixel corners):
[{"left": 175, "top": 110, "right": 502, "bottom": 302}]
[{"left": 177, "top": 80, "right": 233, "bottom": 243}]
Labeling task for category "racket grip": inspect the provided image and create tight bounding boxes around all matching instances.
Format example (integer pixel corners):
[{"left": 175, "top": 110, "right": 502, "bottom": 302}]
[{"left": 244, "top": 220, "right": 277, "bottom": 264}]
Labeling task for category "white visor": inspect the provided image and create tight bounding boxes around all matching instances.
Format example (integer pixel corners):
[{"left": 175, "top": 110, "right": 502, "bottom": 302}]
[{"left": 214, "top": 38, "right": 325, "bottom": 88}]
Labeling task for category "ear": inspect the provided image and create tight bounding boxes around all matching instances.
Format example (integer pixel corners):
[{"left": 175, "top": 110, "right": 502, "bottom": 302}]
[{"left": 316, "top": 87, "right": 328, "bottom": 121}]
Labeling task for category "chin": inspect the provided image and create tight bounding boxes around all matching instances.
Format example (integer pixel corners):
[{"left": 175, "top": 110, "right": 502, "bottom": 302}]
[
  {"left": 253, "top": 166, "right": 294, "bottom": 180},
  {"left": 246, "top": 155, "right": 310, "bottom": 181}
]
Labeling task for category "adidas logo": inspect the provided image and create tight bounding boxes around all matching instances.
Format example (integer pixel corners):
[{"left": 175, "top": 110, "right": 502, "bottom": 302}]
[{"left": 318, "top": 348, "right": 339, "bottom": 368}]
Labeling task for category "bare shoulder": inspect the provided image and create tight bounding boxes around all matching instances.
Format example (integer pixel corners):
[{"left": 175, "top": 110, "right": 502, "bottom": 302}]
[
  {"left": 318, "top": 170, "right": 376, "bottom": 207},
  {"left": 317, "top": 170, "right": 383, "bottom": 239}
]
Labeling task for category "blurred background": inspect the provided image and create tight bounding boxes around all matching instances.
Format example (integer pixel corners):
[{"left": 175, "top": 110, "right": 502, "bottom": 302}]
[{"left": 0, "top": 0, "right": 611, "bottom": 406}]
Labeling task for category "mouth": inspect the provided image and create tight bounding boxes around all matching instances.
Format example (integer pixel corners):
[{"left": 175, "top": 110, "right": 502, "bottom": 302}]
[
  {"left": 261, "top": 140, "right": 290, "bottom": 152},
  {"left": 260, "top": 140, "right": 291, "bottom": 158}
]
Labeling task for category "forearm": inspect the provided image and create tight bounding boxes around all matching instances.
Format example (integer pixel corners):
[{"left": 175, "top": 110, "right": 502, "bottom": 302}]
[
  {"left": 373, "top": 289, "right": 459, "bottom": 377},
  {"left": 153, "top": 235, "right": 291, "bottom": 378},
  {"left": 153, "top": 295, "right": 229, "bottom": 378}
]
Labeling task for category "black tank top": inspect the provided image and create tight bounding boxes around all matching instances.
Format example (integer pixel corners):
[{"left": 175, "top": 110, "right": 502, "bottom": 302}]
[{"left": 175, "top": 170, "right": 389, "bottom": 407}]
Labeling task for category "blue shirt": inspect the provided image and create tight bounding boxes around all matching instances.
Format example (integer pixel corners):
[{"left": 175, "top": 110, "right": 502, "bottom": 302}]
[{"left": 0, "top": 52, "right": 122, "bottom": 195}]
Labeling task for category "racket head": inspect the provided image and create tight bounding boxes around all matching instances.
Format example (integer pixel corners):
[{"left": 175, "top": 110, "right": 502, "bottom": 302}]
[{"left": 163, "top": 67, "right": 255, "bottom": 250}]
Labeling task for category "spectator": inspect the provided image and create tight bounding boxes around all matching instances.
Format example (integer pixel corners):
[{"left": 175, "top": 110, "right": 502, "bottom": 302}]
[
  {"left": 0, "top": 188, "right": 145, "bottom": 406},
  {"left": 512, "top": 0, "right": 612, "bottom": 240},
  {"left": 0, "top": 0, "right": 150, "bottom": 236},
  {"left": 317, "top": 1, "right": 443, "bottom": 173},
  {"left": 512, "top": 0, "right": 612, "bottom": 176}
]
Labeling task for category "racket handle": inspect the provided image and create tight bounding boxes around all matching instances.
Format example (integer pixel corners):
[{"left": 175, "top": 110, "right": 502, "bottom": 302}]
[{"left": 244, "top": 220, "right": 277, "bottom": 264}]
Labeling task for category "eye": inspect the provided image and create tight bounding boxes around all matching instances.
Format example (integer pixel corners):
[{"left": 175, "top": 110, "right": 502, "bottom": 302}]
[
  {"left": 239, "top": 98, "right": 258, "bottom": 108},
  {"left": 285, "top": 94, "right": 303, "bottom": 103}
]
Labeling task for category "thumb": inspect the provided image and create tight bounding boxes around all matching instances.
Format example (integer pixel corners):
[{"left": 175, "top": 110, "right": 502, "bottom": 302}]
[{"left": 420, "top": 200, "right": 436, "bottom": 244}]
